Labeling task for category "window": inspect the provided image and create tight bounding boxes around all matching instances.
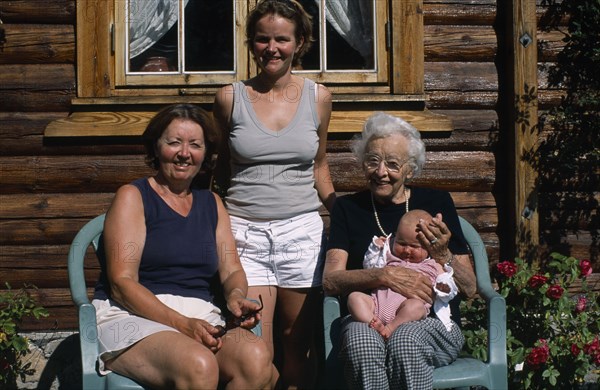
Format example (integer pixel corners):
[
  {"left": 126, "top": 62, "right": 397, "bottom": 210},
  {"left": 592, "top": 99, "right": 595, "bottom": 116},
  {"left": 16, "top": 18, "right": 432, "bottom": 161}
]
[
  {"left": 114, "top": 0, "right": 388, "bottom": 88},
  {"left": 77, "top": 0, "right": 426, "bottom": 98}
]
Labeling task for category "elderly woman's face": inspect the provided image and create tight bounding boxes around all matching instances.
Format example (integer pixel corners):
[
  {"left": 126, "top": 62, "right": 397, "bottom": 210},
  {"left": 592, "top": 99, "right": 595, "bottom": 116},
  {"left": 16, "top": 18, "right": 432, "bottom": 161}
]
[{"left": 363, "top": 134, "right": 413, "bottom": 203}]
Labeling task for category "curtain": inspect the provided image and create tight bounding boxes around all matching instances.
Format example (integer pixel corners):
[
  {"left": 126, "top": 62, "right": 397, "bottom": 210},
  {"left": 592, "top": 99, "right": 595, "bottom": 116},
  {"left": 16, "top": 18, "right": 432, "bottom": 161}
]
[
  {"left": 316, "top": 0, "right": 373, "bottom": 60},
  {"left": 129, "top": 0, "right": 188, "bottom": 59}
]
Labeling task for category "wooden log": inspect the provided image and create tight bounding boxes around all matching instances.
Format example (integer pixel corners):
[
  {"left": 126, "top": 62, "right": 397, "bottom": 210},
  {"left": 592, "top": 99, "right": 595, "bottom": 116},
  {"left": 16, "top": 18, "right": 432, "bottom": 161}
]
[
  {"left": 0, "top": 24, "right": 75, "bottom": 64},
  {"left": 0, "top": 112, "right": 66, "bottom": 155},
  {"left": 452, "top": 191, "right": 497, "bottom": 208},
  {"left": 4, "top": 269, "right": 72, "bottom": 289},
  {"left": 428, "top": 91, "right": 498, "bottom": 109},
  {"left": 429, "top": 109, "right": 498, "bottom": 132},
  {"left": 425, "top": 62, "right": 498, "bottom": 91},
  {"left": 537, "top": 90, "right": 566, "bottom": 108},
  {"left": 537, "top": 31, "right": 565, "bottom": 62},
  {"left": 0, "top": 218, "right": 96, "bottom": 245},
  {"left": 0, "top": 245, "right": 100, "bottom": 286},
  {"left": 0, "top": 58, "right": 76, "bottom": 115},
  {"left": 0, "top": 193, "right": 114, "bottom": 219},
  {"left": 0, "top": 244, "right": 97, "bottom": 269},
  {"left": 0, "top": 64, "right": 75, "bottom": 90},
  {"left": 424, "top": 1, "right": 497, "bottom": 25},
  {"left": 425, "top": 26, "right": 497, "bottom": 62},
  {"left": 455, "top": 208, "right": 498, "bottom": 232},
  {"left": 0, "top": 155, "right": 151, "bottom": 194},
  {"left": 0, "top": 0, "right": 75, "bottom": 24},
  {"left": 21, "top": 306, "right": 78, "bottom": 331},
  {"left": 0, "top": 90, "right": 74, "bottom": 112}
]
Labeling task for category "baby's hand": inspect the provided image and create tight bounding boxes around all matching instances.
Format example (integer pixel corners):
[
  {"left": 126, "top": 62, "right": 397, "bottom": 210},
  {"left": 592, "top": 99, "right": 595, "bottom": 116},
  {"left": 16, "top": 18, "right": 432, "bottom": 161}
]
[{"left": 374, "top": 236, "right": 387, "bottom": 248}]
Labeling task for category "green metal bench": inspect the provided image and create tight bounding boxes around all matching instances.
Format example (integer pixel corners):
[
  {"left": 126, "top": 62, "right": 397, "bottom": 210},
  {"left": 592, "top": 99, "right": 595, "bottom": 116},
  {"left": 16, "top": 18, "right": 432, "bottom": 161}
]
[
  {"left": 322, "top": 216, "right": 507, "bottom": 389},
  {"left": 68, "top": 213, "right": 262, "bottom": 389}
]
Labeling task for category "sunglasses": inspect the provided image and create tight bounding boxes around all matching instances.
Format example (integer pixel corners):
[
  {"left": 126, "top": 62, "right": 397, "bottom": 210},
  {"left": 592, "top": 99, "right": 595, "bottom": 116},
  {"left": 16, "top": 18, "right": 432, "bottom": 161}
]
[{"left": 214, "top": 294, "right": 264, "bottom": 337}]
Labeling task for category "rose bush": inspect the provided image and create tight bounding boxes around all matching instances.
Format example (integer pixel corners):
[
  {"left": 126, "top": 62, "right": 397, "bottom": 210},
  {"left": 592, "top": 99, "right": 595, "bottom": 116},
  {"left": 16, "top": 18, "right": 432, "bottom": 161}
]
[{"left": 461, "top": 253, "right": 599, "bottom": 389}]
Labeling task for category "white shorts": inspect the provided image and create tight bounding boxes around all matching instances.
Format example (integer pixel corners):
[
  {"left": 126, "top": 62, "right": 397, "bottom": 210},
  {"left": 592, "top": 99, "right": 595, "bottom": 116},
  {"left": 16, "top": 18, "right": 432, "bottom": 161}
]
[
  {"left": 230, "top": 211, "right": 325, "bottom": 288},
  {"left": 92, "top": 294, "right": 225, "bottom": 375}
]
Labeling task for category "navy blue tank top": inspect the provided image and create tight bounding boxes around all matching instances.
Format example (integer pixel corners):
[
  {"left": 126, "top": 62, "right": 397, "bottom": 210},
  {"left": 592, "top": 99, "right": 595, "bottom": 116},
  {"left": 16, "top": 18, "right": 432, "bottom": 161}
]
[{"left": 94, "top": 178, "right": 219, "bottom": 302}]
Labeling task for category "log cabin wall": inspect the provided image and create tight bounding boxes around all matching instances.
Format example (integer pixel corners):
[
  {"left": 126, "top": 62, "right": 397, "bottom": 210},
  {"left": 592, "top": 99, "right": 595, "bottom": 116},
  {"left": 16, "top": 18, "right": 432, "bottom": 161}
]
[{"left": 0, "top": 0, "right": 596, "bottom": 331}]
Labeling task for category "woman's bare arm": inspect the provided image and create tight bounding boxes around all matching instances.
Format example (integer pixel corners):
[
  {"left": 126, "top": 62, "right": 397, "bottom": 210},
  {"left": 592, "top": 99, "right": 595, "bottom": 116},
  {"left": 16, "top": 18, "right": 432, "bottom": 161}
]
[{"left": 314, "top": 83, "right": 336, "bottom": 212}]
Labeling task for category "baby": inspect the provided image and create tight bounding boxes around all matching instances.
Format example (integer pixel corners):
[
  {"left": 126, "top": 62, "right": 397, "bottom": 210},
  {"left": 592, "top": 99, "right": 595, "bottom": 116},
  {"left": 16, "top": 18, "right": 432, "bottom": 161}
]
[{"left": 347, "top": 209, "right": 458, "bottom": 339}]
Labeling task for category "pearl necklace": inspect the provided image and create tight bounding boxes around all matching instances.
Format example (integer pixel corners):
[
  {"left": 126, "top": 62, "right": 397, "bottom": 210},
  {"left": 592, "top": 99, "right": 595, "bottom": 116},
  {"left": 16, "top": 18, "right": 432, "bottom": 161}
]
[{"left": 371, "top": 188, "right": 409, "bottom": 236}]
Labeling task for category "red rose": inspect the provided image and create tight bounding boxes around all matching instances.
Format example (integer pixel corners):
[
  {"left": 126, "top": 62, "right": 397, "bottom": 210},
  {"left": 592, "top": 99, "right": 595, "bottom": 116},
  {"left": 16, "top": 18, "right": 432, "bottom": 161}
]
[
  {"left": 497, "top": 261, "right": 518, "bottom": 277},
  {"left": 526, "top": 340, "right": 550, "bottom": 369},
  {"left": 575, "top": 296, "right": 587, "bottom": 313},
  {"left": 546, "top": 284, "right": 564, "bottom": 299},
  {"left": 528, "top": 274, "right": 548, "bottom": 288},
  {"left": 571, "top": 344, "right": 581, "bottom": 356},
  {"left": 579, "top": 259, "right": 592, "bottom": 277},
  {"left": 584, "top": 337, "right": 599, "bottom": 356}
]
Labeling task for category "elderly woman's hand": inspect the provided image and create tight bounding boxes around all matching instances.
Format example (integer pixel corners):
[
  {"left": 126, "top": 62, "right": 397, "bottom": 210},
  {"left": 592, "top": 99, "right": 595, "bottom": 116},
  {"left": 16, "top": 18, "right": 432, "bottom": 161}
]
[
  {"left": 417, "top": 213, "right": 453, "bottom": 263},
  {"left": 383, "top": 266, "right": 434, "bottom": 304}
]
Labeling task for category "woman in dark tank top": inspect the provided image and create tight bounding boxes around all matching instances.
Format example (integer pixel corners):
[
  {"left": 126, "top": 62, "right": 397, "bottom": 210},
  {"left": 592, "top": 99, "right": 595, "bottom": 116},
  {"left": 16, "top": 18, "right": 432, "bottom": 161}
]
[{"left": 92, "top": 104, "right": 276, "bottom": 389}]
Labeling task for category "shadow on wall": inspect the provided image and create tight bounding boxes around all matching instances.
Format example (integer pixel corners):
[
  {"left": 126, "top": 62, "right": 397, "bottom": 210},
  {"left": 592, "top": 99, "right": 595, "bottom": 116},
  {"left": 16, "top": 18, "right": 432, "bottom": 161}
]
[{"left": 37, "top": 334, "right": 82, "bottom": 390}]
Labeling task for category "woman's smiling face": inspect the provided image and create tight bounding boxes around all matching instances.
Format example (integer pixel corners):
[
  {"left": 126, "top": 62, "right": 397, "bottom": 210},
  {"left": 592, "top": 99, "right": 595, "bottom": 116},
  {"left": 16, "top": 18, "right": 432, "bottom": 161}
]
[
  {"left": 363, "top": 134, "right": 414, "bottom": 204},
  {"left": 155, "top": 118, "right": 206, "bottom": 183},
  {"left": 252, "top": 13, "right": 302, "bottom": 75}
]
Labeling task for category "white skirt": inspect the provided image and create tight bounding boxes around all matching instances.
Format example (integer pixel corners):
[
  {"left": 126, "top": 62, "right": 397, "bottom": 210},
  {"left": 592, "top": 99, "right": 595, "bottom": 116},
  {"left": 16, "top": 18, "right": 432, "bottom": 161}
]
[{"left": 92, "top": 294, "right": 225, "bottom": 375}]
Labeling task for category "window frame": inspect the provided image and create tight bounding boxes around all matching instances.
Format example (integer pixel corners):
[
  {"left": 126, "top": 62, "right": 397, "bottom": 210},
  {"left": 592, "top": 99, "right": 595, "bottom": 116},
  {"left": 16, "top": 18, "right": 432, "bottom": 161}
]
[
  {"left": 112, "top": 0, "right": 389, "bottom": 87},
  {"left": 76, "top": 0, "right": 424, "bottom": 99}
]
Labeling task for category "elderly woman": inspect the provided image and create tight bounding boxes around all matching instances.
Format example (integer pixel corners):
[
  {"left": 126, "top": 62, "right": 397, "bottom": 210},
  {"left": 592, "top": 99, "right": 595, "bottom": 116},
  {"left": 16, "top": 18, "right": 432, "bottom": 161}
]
[{"left": 323, "top": 111, "right": 477, "bottom": 389}]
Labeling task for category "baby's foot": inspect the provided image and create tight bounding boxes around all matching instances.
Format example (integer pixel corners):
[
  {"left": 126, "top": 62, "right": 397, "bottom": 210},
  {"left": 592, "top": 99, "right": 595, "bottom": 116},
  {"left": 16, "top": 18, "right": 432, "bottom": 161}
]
[{"left": 369, "top": 317, "right": 392, "bottom": 340}]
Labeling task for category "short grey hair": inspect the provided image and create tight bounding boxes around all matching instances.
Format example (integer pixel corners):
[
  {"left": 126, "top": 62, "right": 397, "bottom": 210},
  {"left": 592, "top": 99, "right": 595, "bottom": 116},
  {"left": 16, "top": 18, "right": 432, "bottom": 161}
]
[{"left": 351, "top": 112, "right": 426, "bottom": 177}]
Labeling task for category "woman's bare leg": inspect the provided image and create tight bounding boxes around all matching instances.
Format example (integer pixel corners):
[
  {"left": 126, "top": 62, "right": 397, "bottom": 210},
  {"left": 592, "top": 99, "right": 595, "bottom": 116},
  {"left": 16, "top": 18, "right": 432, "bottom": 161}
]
[
  {"left": 217, "top": 327, "right": 276, "bottom": 389},
  {"left": 247, "top": 286, "right": 278, "bottom": 357},
  {"left": 277, "top": 287, "right": 321, "bottom": 389},
  {"left": 105, "top": 331, "right": 218, "bottom": 390}
]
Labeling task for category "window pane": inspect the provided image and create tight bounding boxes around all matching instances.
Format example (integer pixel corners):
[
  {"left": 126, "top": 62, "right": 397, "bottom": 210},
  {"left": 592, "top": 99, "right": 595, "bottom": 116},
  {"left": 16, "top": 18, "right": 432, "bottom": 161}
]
[
  {"left": 296, "top": 0, "right": 320, "bottom": 71},
  {"left": 324, "top": 0, "right": 374, "bottom": 70},
  {"left": 126, "top": 0, "right": 235, "bottom": 73},
  {"left": 128, "top": 0, "right": 180, "bottom": 72},
  {"left": 184, "top": 0, "right": 235, "bottom": 72},
  {"left": 297, "top": 0, "right": 375, "bottom": 72}
]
